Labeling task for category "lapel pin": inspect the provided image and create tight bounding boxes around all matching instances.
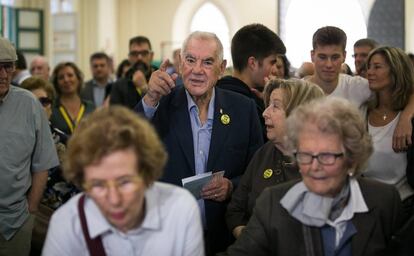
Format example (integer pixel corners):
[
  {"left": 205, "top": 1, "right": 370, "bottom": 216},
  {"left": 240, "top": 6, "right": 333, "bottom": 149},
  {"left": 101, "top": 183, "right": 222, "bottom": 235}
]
[
  {"left": 263, "top": 168, "right": 273, "bottom": 179},
  {"left": 220, "top": 108, "right": 230, "bottom": 125}
]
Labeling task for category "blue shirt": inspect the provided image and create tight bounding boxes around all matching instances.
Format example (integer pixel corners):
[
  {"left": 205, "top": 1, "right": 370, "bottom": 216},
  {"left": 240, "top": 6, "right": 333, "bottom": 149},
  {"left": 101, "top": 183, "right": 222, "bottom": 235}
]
[
  {"left": 186, "top": 90, "right": 215, "bottom": 227},
  {"left": 186, "top": 90, "right": 215, "bottom": 175},
  {"left": 321, "top": 222, "right": 357, "bottom": 256},
  {"left": 92, "top": 80, "right": 107, "bottom": 107}
]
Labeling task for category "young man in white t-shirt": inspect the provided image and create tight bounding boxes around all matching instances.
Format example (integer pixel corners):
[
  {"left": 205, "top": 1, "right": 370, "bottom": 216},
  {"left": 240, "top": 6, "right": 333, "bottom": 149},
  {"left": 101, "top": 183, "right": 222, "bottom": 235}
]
[{"left": 307, "top": 26, "right": 414, "bottom": 152}]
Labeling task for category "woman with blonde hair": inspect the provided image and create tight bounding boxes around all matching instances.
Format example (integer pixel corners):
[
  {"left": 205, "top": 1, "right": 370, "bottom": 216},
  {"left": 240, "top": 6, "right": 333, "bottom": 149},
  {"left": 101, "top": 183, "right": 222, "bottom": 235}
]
[{"left": 226, "top": 78, "right": 325, "bottom": 238}]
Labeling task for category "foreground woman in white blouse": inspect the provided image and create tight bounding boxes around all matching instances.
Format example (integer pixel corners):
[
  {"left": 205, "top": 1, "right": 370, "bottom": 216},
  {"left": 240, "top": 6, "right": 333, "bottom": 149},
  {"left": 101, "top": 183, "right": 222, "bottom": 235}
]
[{"left": 42, "top": 106, "right": 204, "bottom": 256}]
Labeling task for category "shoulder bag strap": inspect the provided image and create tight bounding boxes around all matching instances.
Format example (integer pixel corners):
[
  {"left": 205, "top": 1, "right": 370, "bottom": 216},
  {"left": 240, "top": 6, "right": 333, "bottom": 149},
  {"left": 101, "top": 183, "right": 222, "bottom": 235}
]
[{"left": 78, "top": 194, "right": 107, "bottom": 256}]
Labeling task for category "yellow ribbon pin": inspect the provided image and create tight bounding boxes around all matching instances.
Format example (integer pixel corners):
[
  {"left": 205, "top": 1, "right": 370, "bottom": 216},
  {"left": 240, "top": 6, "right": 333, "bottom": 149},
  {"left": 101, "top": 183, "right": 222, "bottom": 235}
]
[
  {"left": 221, "top": 114, "right": 230, "bottom": 125},
  {"left": 263, "top": 169, "right": 273, "bottom": 179},
  {"left": 220, "top": 108, "right": 230, "bottom": 125}
]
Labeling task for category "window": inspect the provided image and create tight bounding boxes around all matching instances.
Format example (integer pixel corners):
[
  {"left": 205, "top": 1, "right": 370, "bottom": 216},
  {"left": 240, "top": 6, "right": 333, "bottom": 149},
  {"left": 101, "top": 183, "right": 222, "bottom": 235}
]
[
  {"left": 1, "top": 0, "right": 14, "bottom": 6},
  {"left": 190, "top": 2, "right": 231, "bottom": 65},
  {"left": 282, "top": 0, "right": 367, "bottom": 70},
  {"left": 51, "top": 0, "right": 73, "bottom": 14}
]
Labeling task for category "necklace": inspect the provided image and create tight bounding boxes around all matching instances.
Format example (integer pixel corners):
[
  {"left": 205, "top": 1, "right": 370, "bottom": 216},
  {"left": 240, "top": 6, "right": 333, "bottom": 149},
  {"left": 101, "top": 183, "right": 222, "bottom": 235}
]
[{"left": 374, "top": 108, "right": 394, "bottom": 121}]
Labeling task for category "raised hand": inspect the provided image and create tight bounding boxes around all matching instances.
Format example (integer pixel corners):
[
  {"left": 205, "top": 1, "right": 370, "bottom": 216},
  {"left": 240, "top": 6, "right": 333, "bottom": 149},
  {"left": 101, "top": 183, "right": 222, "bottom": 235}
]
[{"left": 144, "top": 59, "right": 178, "bottom": 107}]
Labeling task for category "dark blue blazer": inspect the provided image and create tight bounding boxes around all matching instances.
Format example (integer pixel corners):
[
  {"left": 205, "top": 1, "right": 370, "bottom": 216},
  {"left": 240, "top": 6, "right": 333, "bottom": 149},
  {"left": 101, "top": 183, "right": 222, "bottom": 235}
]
[{"left": 135, "top": 86, "right": 263, "bottom": 253}]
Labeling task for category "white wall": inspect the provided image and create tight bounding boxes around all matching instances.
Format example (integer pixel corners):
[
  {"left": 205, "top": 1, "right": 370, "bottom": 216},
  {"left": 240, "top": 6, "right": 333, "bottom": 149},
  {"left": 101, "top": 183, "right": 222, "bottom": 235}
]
[
  {"left": 97, "top": 0, "right": 117, "bottom": 58},
  {"left": 115, "top": 0, "right": 277, "bottom": 67},
  {"left": 406, "top": 0, "right": 414, "bottom": 53},
  {"left": 65, "top": 0, "right": 278, "bottom": 79}
]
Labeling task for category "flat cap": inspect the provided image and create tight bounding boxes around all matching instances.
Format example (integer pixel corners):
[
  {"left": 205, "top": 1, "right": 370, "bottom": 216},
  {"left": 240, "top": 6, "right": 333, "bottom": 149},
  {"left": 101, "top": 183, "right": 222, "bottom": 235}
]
[{"left": 0, "top": 37, "right": 17, "bottom": 62}]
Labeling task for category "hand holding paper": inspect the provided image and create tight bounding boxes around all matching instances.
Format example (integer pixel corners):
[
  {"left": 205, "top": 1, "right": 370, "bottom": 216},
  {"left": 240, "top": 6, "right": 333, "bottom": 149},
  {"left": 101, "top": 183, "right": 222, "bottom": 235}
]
[
  {"left": 201, "top": 171, "right": 233, "bottom": 202},
  {"left": 181, "top": 171, "right": 225, "bottom": 200}
]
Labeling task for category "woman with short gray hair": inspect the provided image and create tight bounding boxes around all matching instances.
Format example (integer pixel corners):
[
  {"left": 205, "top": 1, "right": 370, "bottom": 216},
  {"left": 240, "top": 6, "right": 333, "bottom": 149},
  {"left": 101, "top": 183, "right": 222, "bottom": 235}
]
[{"left": 225, "top": 97, "right": 403, "bottom": 256}]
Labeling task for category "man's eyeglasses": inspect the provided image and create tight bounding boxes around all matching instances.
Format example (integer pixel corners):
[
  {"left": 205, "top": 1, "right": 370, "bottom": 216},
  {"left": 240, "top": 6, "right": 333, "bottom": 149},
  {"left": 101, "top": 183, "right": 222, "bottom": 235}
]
[
  {"left": 0, "top": 62, "right": 15, "bottom": 73},
  {"left": 38, "top": 97, "right": 53, "bottom": 107},
  {"left": 294, "top": 152, "right": 344, "bottom": 165},
  {"left": 128, "top": 50, "right": 152, "bottom": 58},
  {"left": 83, "top": 175, "right": 143, "bottom": 198}
]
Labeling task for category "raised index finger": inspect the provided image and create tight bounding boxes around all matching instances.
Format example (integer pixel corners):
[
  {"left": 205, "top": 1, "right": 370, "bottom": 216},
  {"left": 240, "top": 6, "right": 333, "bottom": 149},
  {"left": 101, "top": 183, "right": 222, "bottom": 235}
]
[{"left": 159, "top": 59, "right": 170, "bottom": 72}]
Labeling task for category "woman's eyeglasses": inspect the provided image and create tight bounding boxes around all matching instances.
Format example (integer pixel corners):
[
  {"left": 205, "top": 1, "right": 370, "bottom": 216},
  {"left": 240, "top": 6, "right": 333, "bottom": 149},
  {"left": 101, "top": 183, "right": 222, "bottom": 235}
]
[
  {"left": 83, "top": 175, "right": 143, "bottom": 198},
  {"left": 38, "top": 97, "right": 53, "bottom": 107},
  {"left": 294, "top": 152, "right": 344, "bottom": 165}
]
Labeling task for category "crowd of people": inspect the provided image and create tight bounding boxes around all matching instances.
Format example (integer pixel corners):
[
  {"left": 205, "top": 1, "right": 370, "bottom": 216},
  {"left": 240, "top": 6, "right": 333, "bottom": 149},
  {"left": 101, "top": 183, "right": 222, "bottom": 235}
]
[{"left": 1, "top": 22, "right": 414, "bottom": 256}]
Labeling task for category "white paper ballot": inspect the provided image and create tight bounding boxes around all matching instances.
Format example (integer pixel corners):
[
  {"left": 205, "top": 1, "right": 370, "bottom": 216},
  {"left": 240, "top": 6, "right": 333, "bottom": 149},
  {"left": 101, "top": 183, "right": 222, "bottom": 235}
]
[{"left": 181, "top": 171, "right": 225, "bottom": 199}]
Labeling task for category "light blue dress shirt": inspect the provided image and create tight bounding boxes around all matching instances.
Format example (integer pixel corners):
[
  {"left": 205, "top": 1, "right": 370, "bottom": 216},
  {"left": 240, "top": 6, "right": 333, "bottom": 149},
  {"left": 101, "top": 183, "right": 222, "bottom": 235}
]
[
  {"left": 92, "top": 80, "right": 107, "bottom": 107},
  {"left": 186, "top": 90, "right": 215, "bottom": 227}
]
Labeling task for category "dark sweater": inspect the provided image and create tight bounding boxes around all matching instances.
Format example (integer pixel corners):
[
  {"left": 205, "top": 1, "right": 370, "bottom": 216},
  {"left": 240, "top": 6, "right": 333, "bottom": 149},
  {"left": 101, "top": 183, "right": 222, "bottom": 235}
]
[{"left": 217, "top": 76, "right": 266, "bottom": 141}]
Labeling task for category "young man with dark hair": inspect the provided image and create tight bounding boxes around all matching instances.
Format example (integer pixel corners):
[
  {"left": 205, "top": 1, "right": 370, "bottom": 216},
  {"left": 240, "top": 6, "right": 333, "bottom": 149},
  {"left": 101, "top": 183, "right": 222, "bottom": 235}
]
[
  {"left": 217, "top": 23, "right": 286, "bottom": 140},
  {"left": 307, "top": 26, "right": 414, "bottom": 151},
  {"left": 81, "top": 52, "right": 113, "bottom": 107},
  {"left": 307, "top": 26, "right": 360, "bottom": 96}
]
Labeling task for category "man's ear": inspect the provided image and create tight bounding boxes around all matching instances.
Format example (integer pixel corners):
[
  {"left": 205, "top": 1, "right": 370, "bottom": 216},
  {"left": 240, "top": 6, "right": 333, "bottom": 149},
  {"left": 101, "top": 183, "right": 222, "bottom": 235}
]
[
  {"left": 342, "top": 50, "right": 347, "bottom": 63},
  {"left": 220, "top": 59, "right": 227, "bottom": 74},
  {"left": 310, "top": 50, "right": 315, "bottom": 63},
  {"left": 247, "top": 56, "right": 257, "bottom": 71}
]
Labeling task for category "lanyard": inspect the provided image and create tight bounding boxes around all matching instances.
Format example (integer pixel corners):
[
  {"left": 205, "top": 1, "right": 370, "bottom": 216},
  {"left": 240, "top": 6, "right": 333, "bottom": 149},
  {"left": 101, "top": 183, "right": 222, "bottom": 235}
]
[
  {"left": 136, "top": 87, "right": 142, "bottom": 96},
  {"left": 59, "top": 104, "right": 85, "bottom": 133}
]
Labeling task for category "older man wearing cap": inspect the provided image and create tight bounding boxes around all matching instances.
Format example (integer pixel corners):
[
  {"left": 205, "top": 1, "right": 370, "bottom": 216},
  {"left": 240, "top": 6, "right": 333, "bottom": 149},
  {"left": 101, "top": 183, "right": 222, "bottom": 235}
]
[{"left": 0, "top": 37, "right": 58, "bottom": 255}]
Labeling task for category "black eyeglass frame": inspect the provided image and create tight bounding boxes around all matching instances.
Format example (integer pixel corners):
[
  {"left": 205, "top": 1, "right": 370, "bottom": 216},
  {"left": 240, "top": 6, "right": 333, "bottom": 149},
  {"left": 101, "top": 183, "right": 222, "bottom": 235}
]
[
  {"left": 128, "top": 50, "right": 152, "bottom": 58},
  {"left": 294, "top": 152, "right": 345, "bottom": 165}
]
